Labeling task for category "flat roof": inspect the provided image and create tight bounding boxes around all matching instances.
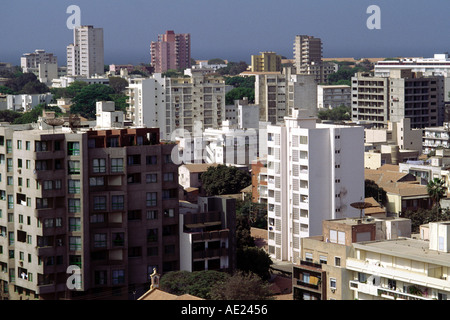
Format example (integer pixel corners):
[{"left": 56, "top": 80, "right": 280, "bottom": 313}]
[{"left": 353, "top": 238, "right": 450, "bottom": 267}]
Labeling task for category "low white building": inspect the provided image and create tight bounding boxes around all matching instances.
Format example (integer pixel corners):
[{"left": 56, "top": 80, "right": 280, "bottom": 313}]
[
  {"left": 6, "top": 93, "right": 53, "bottom": 111},
  {"left": 95, "top": 101, "right": 124, "bottom": 129}
]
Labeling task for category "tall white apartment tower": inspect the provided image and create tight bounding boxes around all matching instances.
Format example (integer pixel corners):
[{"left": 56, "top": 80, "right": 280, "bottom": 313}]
[
  {"left": 267, "top": 111, "right": 364, "bottom": 262},
  {"left": 67, "top": 25, "right": 104, "bottom": 77}
]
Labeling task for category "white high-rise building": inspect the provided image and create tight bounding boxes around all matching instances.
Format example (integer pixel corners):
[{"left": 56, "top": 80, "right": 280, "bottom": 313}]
[
  {"left": 67, "top": 26, "right": 104, "bottom": 77},
  {"left": 267, "top": 111, "right": 364, "bottom": 262}
]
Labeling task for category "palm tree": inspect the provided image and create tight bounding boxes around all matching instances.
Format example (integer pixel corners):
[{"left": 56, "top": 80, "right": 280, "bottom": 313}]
[{"left": 426, "top": 178, "right": 447, "bottom": 221}]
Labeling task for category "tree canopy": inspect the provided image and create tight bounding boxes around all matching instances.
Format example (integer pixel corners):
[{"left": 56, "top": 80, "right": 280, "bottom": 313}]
[
  {"left": 200, "top": 165, "right": 251, "bottom": 196},
  {"left": 69, "top": 83, "right": 116, "bottom": 119},
  {"left": 210, "top": 271, "right": 274, "bottom": 300},
  {"left": 2, "top": 72, "right": 50, "bottom": 94},
  {"left": 216, "top": 61, "right": 249, "bottom": 76},
  {"left": 317, "top": 105, "right": 351, "bottom": 121}
]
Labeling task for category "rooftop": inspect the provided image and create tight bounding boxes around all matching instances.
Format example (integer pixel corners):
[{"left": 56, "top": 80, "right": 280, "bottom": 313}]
[{"left": 353, "top": 238, "right": 450, "bottom": 267}]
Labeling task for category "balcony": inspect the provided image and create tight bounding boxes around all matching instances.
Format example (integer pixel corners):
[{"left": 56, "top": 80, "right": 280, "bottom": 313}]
[{"left": 349, "top": 280, "right": 432, "bottom": 300}]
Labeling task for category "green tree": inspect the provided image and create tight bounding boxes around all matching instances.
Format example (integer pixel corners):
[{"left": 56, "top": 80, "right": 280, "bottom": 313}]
[
  {"left": 160, "top": 270, "right": 230, "bottom": 299},
  {"left": 224, "top": 76, "right": 255, "bottom": 89},
  {"left": 208, "top": 58, "right": 226, "bottom": 65},
  {"left": 403, "top": 208, "right": 450, "bottom": 232},
  {"left": 210, "top": 271, "right": 274, "bottom": 300},
  {"left": 236, "top": 213, "right": 255, "bottom": 250},
  {"left": 317, "top": 105, "right": 351, "bottom": 121},
  {"left": 108, "top": 77, "right": 129, "bottom": 94},
  {"left": 217, "top": 61, "right": 249, "bottom": 76},
  {"left": 20, "top": 81, "right": 50, "bottom": 94},
  {"left": 236, "top": 246, "right": 272, "bottom": 280},
  {"left": 225, "top": 87, "right": 254, "bottom": 105},
  {"left": 201, "top": 165, "right": 251, "bottom": 196},
  {"left": 70, "top": 84, "right": 115, "bottom": 119},
  {"left": 364, "top": 179, "right": 387, "bottom": 205},
  {"left": 427, "top": 178, "right": 447, "bottom": 221},
  {"left": 0, "top": 110, "right": 21, "bottom": 123}
]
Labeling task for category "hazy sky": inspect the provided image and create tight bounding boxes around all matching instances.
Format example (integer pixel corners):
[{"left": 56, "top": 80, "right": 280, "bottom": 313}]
[{"left": 1, "top": 0, "right": 449, "bottom": 66}]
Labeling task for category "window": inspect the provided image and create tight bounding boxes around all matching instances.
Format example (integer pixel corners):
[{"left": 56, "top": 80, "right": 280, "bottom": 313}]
[
  {"left": 111, "top": 158, "right": 123, "bottom": 173},
  {"left": 305, "top": 252, "right": 313, "bottom": 262},
  {"left": 335, "top": 257, "right": 341, "bottom": 267},
  {"left": 163, "top": 208, "right": 175, "bottom": 218},
  {"left": 147, "top": 228, "right": 158, "bottom": 243},
  {"left": 112, "top": 270, "right": 125, "bottom": 285},
  {"left": 319, "top": 255, "right": 327, "bottom": 265},
  {"left": 67, "top": 142, "right": 80, "bottom": 155},
  {"left": 146, "top": 210, "right": 158, "bottom": 220},
  {"left": 35, "top": 141, "right": 47, "bottom": 152},
  {"left": 94, "top": 234, "right": 107, "bottom": 248},
  {"left": 127, "top": 155, "right": 141, "bottom": 165},
  {"left": 164, "top": 154, "right": 173, "bottom": 164},
  {"left": 95, "top": 271, "right": 107, "bottom": 285},
  {"left": 36, "top": 198, "right": 49, "bottom": 209},
  {"left": 146, "top": 173, "right": 157, "bottom": 183},
  {"left": 94, "top": 196, "right": 107, "bottom": 211},
  {"left": 163, "top": 172, "right": 174, "bottom": 182},
  {"left": 89, "top": 177, "right": 104, "bottom": 186},
  {"left": 6, "top": 140, "right": 12, "bottom": 153},
  {"left": 69, "top": 217, "right": 81, "bottom": 231},
  {"left": 17, "top": 140, "right": 22, "bottom": 150},
  {"left": 111, "top": 195, "right": 124, "bottom": 210},
  {"left": 68, "top": 179, "right": 81, "bottom": 194},
  {"left": 146, "top": 192, "right": 157, "bottom": 207},
  {"left": 146, "top": 155, "right": 157, "bottom": 165},
  {"left": 92, "top": 158, "right": 106, "bottom": 173},
  {"left": 162, "top": 189, "right": 177, "bottom": 200},
  {"left": 68, "top": 198, "right": 81, "bottom": 213},
  {"left": 330, "top": 278, "right": 337, "bottom": 289},
  {"left": 26, "top": 141, "right": 30, "bottom": 150},
  {"left": 68, "top": 160, "right": 81, "bottom": 175},
  {"left": 69, "top": 236, "right": 81, "bottom": 251},
  {"left": 90, "top": 213, "right": 105, "bottom": 223},
  {"left": 8, "top": 195, "right": 13, "bottom": 209}
]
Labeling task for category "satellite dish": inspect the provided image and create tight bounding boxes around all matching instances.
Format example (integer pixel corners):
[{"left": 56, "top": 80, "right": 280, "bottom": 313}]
[
  {"left": 43, "top": 118, "right": 65, "bottom": 133},
  {"left": 350, "top": 201, "right": 373, "bottom": 219}
]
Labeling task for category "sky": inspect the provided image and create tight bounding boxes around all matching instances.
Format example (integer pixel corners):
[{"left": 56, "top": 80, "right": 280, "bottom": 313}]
[{"left": 1, "top": 0, "right": 449, "bottom": 66}]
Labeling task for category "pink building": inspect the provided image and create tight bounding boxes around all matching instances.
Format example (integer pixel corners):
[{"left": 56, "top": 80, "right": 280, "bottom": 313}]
[{"left": 150, "top": 30, "right": 191, "bottom": 73}]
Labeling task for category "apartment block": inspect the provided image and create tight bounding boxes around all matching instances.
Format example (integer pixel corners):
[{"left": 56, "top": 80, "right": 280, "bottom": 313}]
[
  {"left": 150, "top": 30, "right": 191, "bottom": 73},
  {"left": 20, "top": 50, "right": 57, "bottom": 73},
  {"left": 293, "top": 216, "right": 411, "bottom": 300},
  {"left": 266, "top": 111, "right": 364, "bottom": 263},
  {"left": 423, "top": 123, "right": 450, "bottom": 155},
  {"left": 351, "top": 69, "right": 445, "bottom": 129},
  {"left": 251, "top": 52, "right": 282, "bottom": 73},
  {"left": 179, "top": 196, "right": 237, "bottom": 273},
  {"left": 375, "top": 53, "right": 450, "bottom": 78},
  {"left": 317, "top": 85, "right": 351, "bottom": 110},
  {"left": 347, "top": 220, "right": 450, "bottom": 300},
  {"left": 67, "top": 26, "right": 104, "bottom": 77},
  {"left": 293, "top": 35, "right": 336, "bottom": 83},
  {"left": 0, "top": 125, "right": 179, "bottom": 300}
]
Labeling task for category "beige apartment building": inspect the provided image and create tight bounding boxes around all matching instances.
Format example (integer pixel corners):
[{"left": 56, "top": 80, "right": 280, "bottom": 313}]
[
  {"left": 352, "top": 69, "right": 445, "bottom": 129},
  {"left": 293, "top": 216, "right": 411, "bottom": 300},
  {"left": 0, "top": 125, "right": 179, "bottom": 300},
  {"left": 251, "top": 52, "right": 282, "bottom": 73}
]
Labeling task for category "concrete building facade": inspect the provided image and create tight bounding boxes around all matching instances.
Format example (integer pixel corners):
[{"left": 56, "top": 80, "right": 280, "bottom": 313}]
[
  {"left": 266, "top": 111, "right": 364, "bottom": 263},
  {"left": 0, "top": 125, "right": 180, "bottom": 300},
  {"left": 67, "top": 26, "right": 104, "bottom": 77}
]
